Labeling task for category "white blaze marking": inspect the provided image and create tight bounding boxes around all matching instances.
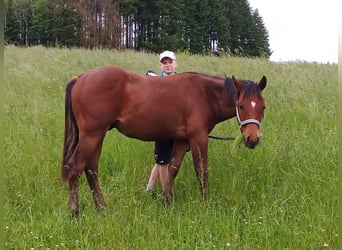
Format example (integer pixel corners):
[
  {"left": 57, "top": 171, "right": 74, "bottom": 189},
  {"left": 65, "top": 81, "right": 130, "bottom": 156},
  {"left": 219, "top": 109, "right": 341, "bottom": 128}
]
[{"left": 251, "top": 101, "right": 256, "bottom": 108}]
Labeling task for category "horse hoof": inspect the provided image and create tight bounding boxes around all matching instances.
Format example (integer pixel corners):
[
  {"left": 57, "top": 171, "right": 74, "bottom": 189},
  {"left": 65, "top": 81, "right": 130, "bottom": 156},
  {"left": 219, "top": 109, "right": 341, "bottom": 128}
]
[
  {"left": 69, "top": 203, "right": 79, "bottom": 219},
  {"left": 160, "top": 192, "right": 172, "bottom": 205},
  {"left": 70, "top": 210, "right": 79, "bottom": 220},
  {"left": 96, "top": 204, "right": 106, "bottom": 212},
  {"left": 161, "top": 197, "right": 170, "bottom": 206}
]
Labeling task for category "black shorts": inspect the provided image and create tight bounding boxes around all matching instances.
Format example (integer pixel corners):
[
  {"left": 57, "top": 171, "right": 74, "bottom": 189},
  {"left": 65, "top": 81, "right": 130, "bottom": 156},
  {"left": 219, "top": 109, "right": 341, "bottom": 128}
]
[{"left": 154, "top": 140, "right": 173, "bottom": 165}]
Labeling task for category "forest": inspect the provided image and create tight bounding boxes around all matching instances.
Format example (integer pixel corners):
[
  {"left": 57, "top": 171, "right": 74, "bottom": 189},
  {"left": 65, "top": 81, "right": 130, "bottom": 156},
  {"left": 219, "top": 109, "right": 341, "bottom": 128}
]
[{"left": 4, "top": 0, "right": 272, "bottom": 57}]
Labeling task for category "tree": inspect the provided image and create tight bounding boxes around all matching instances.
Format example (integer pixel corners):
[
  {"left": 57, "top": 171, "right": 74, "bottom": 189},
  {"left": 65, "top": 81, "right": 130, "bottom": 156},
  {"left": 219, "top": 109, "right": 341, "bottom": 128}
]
[
  {"left": 30, "top": 0, "right": 81, "bottom": 47},
  {"left": 251, "top": 9, "right": 272, "bottom": 57},
  {"left": 225, "top": 0, "right": 252, "bottom": 55},
  {"left": 156, "top": 0, "right": 186, "bottom": 52},
  {"left": 207, "top": 0, "right": 231, "bottom": 53},
  {"left": 5, "top": 0, "right": 20, "bottom": 45},
  {"left": 182, "top": 0, "right": 211, "bottom": 53},
  {"left": 119, "top": 0, "right": 139, "bottom": 48},
  {"left": 134, "top": 0, "right": 161, "bottom": 51},
  {"left": 76, "top": 0, "right": 121, "bottom": 49},
  {"left": 4, "top": 0, "right": 272, "bottom": 58},
  {"left": 5, "top": 0, "right": 33, "bottom": 46}
]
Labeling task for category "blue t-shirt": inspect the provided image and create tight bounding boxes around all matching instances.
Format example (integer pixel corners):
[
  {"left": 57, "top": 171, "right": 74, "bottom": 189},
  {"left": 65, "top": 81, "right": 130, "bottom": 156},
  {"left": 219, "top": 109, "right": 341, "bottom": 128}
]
[{"left": 160, "top": 71, "right": 176, "bottom": 76}]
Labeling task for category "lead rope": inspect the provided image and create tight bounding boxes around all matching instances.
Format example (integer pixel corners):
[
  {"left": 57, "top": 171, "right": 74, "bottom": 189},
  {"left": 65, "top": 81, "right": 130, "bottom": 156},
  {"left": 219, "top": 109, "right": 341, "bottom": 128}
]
[{"left": 208, "top": 135, "right": 235, "bottom": 140}]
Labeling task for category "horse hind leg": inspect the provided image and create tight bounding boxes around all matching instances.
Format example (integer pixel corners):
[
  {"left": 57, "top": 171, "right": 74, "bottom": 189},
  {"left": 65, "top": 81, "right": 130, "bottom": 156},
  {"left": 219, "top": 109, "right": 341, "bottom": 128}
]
[
  {"left": 85, "top": 167, "right": 106, "bottom": 211},
  {"left": 84, "top": 134, "right": 106, "bottom": 211},
  {"left": 162, "top": 141, "right": 189, "bottom": 203},
  {"left": 67, "top": 149, "right": 84, "bottom": 218},
  {"left": 68, "top": 133, "right": 106, "bottom": 217}
]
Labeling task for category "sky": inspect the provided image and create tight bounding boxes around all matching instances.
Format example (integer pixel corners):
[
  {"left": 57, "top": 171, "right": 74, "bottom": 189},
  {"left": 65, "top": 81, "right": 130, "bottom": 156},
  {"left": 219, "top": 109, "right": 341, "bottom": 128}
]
[{"left": 248, "top": 0, "right": 339, "bottom": 63}]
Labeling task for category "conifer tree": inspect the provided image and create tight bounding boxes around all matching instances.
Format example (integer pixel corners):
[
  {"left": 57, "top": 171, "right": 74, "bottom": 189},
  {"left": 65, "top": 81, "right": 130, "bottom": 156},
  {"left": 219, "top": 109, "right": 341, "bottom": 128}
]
[{"left": 4, "top": 0, "right": 272, "bottom": 58}]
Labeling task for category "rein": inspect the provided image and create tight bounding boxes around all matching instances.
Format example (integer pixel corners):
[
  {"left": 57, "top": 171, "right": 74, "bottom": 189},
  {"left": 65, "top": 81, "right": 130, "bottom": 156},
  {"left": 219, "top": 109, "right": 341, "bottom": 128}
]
[{"left": 208, "top": 135, "right": 235, "bottom": 140}]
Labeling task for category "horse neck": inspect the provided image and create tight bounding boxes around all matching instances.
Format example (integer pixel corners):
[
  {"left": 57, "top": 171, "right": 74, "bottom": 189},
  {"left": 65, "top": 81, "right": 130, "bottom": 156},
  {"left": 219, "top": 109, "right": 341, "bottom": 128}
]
[
  {"left": 209, "top": 78, "right": 237, "bottom": 122},
  {"left": 217, "top": 95, "right": 236, "bottom": 121}
]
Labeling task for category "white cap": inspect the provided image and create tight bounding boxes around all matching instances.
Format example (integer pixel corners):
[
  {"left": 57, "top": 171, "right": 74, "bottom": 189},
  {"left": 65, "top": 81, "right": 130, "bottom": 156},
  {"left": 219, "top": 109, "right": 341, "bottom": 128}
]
[{"left": 159, "top": 51, "right": 176, "bottom": 62}]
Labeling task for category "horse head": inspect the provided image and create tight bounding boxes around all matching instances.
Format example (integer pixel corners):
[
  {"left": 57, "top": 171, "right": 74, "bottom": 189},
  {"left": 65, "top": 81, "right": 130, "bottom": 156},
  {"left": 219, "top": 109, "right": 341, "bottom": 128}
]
[{"left": 232, "top": 76, "right": 267, "bottom": 149}]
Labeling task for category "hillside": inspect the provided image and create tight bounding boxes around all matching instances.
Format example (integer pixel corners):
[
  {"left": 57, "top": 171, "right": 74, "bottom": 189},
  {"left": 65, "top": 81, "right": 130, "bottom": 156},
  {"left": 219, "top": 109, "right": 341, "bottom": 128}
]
[{"left": 4, "top": 46, "right": 338, "bottom": 249}]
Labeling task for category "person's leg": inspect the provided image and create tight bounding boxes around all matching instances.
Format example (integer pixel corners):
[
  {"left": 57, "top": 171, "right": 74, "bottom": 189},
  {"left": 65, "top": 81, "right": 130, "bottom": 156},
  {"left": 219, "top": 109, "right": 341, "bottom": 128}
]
[
  {"left": 155, "top": 140, "right": 173, "bottom": 192},
  {"left": 147, "top": 140, "right": 172, "bottom": 192},
  {"left": 159, "top": 164, "right": 169, "bottom": 192},
  {"left": 146, "top": 163, "right": 160, "bottom": 191}
]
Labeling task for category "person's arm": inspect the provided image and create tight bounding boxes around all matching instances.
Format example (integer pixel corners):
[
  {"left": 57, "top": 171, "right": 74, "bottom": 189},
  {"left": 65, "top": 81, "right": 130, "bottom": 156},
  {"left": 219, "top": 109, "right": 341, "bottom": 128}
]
[{"left": 146, "top": 70, "right": 158, "bottom": 76}]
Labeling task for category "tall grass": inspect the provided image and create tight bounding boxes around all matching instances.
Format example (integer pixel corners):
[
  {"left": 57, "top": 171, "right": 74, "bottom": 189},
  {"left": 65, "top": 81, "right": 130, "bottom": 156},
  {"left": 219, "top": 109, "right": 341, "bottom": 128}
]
[{"left": 4, "top": 45, "right": 337, "bottom": 249}]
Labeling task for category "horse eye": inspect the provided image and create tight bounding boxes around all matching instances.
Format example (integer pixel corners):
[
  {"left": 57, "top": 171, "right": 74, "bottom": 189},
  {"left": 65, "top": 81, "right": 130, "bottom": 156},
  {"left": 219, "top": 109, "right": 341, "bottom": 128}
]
[{"left": 239, "top": 104, "right": 244, "bottom": 110}]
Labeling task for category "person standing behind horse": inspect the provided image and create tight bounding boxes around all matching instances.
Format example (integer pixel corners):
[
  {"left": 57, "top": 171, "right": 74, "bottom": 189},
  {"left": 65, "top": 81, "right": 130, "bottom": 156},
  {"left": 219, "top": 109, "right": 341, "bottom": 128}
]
[{"left": 146, "top": 50, "right": 177, "bottom": 195}]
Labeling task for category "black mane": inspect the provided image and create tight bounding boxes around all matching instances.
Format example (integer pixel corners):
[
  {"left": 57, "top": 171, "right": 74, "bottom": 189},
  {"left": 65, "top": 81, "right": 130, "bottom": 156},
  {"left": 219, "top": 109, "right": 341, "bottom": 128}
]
[
  {"left": 182, "top": 72, "right": 261, "bottom": 103},
  {"left": 223, "top": 78, "right": 237, "bottom": 105},
  {"left": 240, "top": 80, "right": 263, "bottom": 100},
  {"left": 183, "top": 71, "right": 224, "bottom": 80}
]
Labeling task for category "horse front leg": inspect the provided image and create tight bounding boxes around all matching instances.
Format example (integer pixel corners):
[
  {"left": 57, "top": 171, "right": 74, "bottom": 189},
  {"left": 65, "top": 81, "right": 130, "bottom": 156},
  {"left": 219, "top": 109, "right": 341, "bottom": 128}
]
[
  {"left": 190, "top": 136, "right": 209, "bottom": 200},
  {"left": 162, "top": 141, "right": 189, "bottom": 203}
]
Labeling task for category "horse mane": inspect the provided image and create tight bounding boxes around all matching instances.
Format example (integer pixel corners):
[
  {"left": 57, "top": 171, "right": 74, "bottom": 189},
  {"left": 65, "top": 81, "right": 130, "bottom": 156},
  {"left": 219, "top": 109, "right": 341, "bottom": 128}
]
[
  {"left": 181, "top": 72, "right": 262, "bottom": 103},
  {"left": 183, "top": 71, "right": 224, "bottom": 80},
  {"left": 182, "top": 71, "right": 237, "bottom": 105},
  {"left": 240, "top": 80, "right": 263, "bottom": 100},
  {"left": 222, "top": 77, "right": 264, "bottom": 102},
  {"left": 217, "top": 76, "right": 264, "bottom": 103},
  {"left": 223, "top": 78, "right": 237, "bottom": 104}
]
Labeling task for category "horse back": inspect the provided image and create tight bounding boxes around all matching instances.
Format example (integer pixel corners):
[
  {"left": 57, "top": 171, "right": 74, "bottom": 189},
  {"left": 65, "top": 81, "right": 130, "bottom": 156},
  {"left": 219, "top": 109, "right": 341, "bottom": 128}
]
[
  {"left": 70, "top": 66, "right": 142, "bottom": 128},
  {"left": 70, "top": 66, "right": 227, "bottom": 140}
]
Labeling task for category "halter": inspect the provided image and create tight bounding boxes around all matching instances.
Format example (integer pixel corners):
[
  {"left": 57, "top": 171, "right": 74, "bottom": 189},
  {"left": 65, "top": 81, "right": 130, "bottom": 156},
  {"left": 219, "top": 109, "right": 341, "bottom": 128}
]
[{"left": 235, "top": 106, "right": 261, "bottom": 128}]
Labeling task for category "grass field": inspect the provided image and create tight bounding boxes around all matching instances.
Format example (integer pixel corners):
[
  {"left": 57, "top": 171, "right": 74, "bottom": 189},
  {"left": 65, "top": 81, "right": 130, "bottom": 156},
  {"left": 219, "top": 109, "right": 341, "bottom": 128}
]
[{"left": 4, "top": 45, "right": 337, "bottom": 249}]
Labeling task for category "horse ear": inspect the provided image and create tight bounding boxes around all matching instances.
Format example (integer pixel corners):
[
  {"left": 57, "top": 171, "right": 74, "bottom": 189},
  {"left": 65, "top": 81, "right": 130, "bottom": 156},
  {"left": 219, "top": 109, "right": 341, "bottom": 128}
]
[
  {"left": 232, "top": 75, "right": 243, "bottom": 91},
  {"left": 259, "top": 76, "right": 267, "bottom": 91}
]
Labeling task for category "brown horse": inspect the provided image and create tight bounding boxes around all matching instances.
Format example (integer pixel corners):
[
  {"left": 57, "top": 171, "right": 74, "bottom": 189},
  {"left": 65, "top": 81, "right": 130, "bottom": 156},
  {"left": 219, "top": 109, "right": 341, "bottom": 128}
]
[{"left": 62, "top": 66, "right": 267, "bottom": 216}]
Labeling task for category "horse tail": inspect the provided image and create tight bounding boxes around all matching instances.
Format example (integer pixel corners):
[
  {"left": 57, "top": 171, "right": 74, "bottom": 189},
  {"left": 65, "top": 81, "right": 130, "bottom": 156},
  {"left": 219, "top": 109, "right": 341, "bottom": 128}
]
[{"left": 61, "top": 76, "right": 79, "bottom": 182}]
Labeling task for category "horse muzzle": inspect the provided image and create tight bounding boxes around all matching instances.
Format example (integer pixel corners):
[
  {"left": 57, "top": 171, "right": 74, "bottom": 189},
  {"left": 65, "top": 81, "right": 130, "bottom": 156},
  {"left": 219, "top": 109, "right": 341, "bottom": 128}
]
[
  {"left": 244, "top": 136, "right": 259, "bottom": 149},
  {"left": 241, "top": 123, "right": 261, "bottom": 149}
]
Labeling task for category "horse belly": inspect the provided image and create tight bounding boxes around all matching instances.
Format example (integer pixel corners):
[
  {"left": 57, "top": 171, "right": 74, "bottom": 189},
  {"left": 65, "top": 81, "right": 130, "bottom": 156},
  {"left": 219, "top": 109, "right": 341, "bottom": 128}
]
[{"left": 115, "top": 115, "right": 183, "bottom": 141}]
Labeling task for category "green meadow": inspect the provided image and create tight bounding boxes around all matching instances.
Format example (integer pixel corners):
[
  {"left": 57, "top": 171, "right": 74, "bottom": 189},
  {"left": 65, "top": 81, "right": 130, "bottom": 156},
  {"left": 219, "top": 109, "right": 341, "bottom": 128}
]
[{"left": 4, "top": 45, "right": 337, "bottom": 249}]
